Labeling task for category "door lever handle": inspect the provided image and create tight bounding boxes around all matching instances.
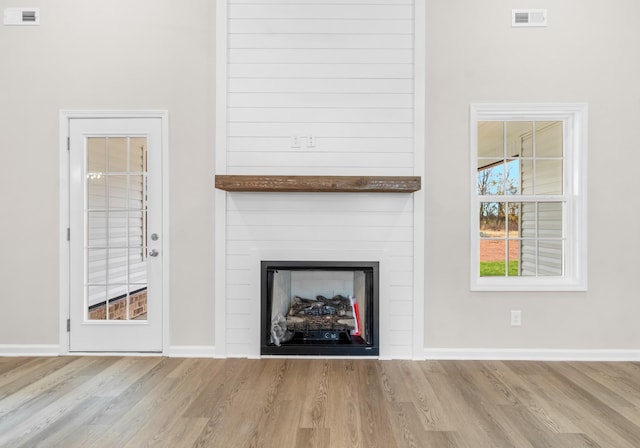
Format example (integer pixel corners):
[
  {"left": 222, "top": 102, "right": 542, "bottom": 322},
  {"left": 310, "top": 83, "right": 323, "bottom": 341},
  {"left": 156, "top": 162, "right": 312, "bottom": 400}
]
[{"left": 149, "top": 249, "right": 159, "bottom": 257}]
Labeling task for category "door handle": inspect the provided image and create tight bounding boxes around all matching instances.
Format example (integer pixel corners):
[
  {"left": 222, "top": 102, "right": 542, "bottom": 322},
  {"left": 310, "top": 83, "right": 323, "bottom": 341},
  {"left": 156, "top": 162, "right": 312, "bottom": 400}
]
[{"left": 149, "top": 249, "right": 159, "bottom": 257}]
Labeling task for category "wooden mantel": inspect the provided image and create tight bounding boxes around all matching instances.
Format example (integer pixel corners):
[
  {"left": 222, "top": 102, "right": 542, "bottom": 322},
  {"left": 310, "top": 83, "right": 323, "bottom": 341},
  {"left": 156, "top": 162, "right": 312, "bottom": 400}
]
[{"left": 214, "top": 175, "right": 421, "bottom": 193}]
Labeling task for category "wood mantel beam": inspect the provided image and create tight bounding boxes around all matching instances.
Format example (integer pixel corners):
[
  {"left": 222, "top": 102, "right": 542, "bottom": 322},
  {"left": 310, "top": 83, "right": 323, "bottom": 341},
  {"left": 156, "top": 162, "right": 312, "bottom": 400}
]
[{"left": 214, "top": 175, "right": 421, "bottom": 193}]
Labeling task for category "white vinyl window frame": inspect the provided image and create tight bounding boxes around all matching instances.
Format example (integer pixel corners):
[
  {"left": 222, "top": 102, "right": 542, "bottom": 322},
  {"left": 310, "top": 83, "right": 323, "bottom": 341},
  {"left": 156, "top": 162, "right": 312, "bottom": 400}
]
[{"left": 470, "top": 103, "right": 588, "bottom": 291}]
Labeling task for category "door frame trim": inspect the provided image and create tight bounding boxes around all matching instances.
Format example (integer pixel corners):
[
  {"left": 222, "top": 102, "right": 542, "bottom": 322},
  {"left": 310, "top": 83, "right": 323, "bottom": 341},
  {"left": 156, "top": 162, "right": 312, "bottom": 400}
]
[{"left": 59, "top": 110, "right": 170, "bottom": 355}]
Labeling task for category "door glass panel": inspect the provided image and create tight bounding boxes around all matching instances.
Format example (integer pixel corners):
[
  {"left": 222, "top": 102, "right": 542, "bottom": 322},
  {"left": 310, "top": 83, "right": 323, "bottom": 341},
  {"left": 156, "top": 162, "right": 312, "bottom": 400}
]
[
  {"left": 87, "top": 176, "right": 107, "bottom": 209},
  {"left": 87, "top": 211, "right": 107, "bottom": 244},
  {"left": 87, "top": 138, "right": 106, "bottom": 172},
  {"left": 108, "top": 137, "right": 128, "bottom": 171},
  {"left": 108, "top": 175, "right": 129, "bottom": 209},
  {"left": 88, "top": 285, "right": 107, "bottom": 320},
  {"left": 87, "top": 248, "right": 107, "bottom": 284},
  {"left": 129, "top": 137, "right": 147, "bottom": 172},
  {"left": 86, "top": 137, "right": 148, "bottom": 321}
]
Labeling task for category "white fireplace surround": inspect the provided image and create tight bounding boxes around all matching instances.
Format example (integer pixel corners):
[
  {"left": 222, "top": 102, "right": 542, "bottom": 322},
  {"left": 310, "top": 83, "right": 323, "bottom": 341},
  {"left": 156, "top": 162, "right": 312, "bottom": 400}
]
[
  {"left": 214, "top": 191, "right": 424, "bottom": 359},
  {"left": 214, "top": 1, "right": 425, "bottom": 359}
]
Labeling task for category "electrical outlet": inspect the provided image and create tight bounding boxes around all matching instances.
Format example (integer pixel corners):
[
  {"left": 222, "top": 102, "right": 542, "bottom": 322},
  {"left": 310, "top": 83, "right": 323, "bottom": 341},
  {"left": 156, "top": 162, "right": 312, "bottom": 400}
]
[
  {"left": 511, "top": 310, "right": 522, "bottom": 327},
  {"left": 291, "top": 135, "right": 301, "bottom": 148},
  {"left": 307, "top": 135, "right": 316, "bottom": 148}
]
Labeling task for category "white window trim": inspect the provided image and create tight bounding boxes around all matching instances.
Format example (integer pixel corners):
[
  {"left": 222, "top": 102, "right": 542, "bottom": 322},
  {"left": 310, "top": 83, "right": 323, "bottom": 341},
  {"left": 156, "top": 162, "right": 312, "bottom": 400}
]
[{"left": 470, "top": 103, "right": 588, "bottom": 291}]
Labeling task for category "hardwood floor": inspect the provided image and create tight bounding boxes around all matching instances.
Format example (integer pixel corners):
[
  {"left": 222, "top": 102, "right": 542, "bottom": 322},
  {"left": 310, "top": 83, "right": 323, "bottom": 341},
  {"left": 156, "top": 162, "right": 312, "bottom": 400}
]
[{"left": 1, "top": 357, "right": 639, "bottom": 447}]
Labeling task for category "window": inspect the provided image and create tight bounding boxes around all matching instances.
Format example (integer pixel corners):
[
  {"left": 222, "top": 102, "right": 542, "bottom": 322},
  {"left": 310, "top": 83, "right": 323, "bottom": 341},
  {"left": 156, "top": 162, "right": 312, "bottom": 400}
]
[{"left": 470, "top": 104, "right": 587, "bottom": 291}]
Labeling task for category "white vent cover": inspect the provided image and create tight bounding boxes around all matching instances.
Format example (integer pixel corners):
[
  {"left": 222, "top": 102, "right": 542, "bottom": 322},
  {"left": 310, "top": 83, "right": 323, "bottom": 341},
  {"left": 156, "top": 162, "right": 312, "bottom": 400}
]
[
  {"left": 512, "top": 9, "right": 547, "bottom": 27},
  {"left": 4, "top": 8, "right": 40, "bottom": 26}
]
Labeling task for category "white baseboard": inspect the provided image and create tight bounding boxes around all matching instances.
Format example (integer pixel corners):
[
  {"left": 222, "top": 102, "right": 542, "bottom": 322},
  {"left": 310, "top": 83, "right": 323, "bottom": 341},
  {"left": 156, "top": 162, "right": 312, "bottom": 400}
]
[
  {"left": 9, "top": 344, "right": 634, "bottom": 361},
  {"left": 167, "top": 345, "right": 218, "bottom": 358},
  {"left": 423, "top": 348, "right": 640, "bottom": 362},
  {"left": 67, "top": 352, "right": 162, "bottom": 357},
  {"left": 0, "top": 344, "right": 217, "bottom": 358},
  {"left": 0, "top": 344, "right": 60, "bottom": 357}
]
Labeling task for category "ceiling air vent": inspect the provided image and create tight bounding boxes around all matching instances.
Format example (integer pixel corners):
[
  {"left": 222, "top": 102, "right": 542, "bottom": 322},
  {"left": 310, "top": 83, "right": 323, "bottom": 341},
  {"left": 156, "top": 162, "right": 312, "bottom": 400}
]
[
  {"left": 4, "top": 8, "right": 40, "bottom": 26},
  {"left": 512, "top": 9, "right": 547, "bottom": 27}
]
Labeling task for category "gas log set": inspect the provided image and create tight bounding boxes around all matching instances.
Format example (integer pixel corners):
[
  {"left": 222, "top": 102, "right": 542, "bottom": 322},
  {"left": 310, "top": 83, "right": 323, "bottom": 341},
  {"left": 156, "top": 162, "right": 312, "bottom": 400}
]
[{"left": 261, "top": 261, "right": 379, "bottom": 356}]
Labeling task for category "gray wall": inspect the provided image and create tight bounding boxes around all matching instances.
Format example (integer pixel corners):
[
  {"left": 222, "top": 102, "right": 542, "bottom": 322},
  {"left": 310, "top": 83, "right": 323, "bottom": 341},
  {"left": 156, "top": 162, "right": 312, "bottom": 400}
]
[
  {"left": 0, "top": 0, "right": 216, "bottom": 347},
  {"left": 1, "top": 0, "right": 639, "bottom": 353},
  {"left": 425, "top": 0, "right": 640, "bottom": 350}
]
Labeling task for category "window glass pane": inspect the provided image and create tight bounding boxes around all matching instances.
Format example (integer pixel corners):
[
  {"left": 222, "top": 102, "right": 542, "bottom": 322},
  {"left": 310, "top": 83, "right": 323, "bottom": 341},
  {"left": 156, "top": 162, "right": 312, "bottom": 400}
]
[
  {"left": 520, "top": 203, "right": 536, "bottom": 238},
  {"left": 520, "top": 203, "right": 539, "bottom": 277},
  {"left": 505, "top": 159, "right": 520, "bottom": 195},
  {"left": 520, "top": 239, "right": 537, "bottom": 276},
  {"left": 478, "top": 122, "right": 504, "bottom": 158},
  {"left": 507, "top": 202, "right": 521, "bottom": 234},
  {"left": 477, "top": 164, "right": 505, "bottom": 195},
  {"left": 478, "top": 158, "right": 502, "bottom": 171},
  {"left": 535, "top": 160, "right": 563, "bottom": 194},
  {"left": 519, "top": 203, "right": 564, "bottom": 277},
  {"left": 520, "top": 160, "right": 534, "bottom": 195},
  {"left": 538, "top": 202, "right": 563, "bottom": 238},
  {"left": 108, "top": 137, "right": 128, "bottom": 172},
  {"left": 479, "top": 202, "right": 505, "bottom": 237},
  {"left": 480, "top": 239, "right": 507, "bottom": 277},
  {"left": 537, "top": 240, "right": 563, "bottom": 276},
  {"left": 506, "top": 202, "right": 521, "bottom": 276},
  {"left": 521, "top": 133, "right": 533, "bottom": 158},
  {"left": 535, "top": 121, "right": 563, "bottom": 157},
  {"left": 506, "top": 122, "right": 532, "bottom": 158},
  {"left": 507, "top": 239, "right": 520, "bottom": 276}
]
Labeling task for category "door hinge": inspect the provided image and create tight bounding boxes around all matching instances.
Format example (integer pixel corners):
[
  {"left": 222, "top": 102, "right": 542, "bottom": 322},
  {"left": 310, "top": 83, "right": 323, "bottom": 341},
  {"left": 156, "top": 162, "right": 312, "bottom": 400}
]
[
  {"left": 67, "top": 137, "right": 70, "bottom": 151},
  {"left": 66, "top": 318, "right": 70, "bottom": 332},
  {"left": 67, "top": 227, "right": 70, "bottom": 241}
]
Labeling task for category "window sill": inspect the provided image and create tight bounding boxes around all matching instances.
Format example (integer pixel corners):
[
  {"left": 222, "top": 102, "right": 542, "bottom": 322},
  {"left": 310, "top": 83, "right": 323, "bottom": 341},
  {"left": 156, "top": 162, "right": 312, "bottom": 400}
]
[{"left": 471, "top": 277, "right": 588, "bottom": 292}]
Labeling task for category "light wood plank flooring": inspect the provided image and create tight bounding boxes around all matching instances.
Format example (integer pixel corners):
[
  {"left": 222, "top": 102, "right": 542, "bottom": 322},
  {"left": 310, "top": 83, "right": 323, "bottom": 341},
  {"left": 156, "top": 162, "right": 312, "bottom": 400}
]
[{"left": 1, "top": 357, "right": 639, "bottom": 447}]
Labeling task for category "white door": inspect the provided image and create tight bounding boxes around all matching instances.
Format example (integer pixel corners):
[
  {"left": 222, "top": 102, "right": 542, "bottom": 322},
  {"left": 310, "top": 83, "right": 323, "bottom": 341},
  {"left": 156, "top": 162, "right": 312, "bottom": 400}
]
[{"left": 69, "top": 117, "right": 163, "bottom": 352}]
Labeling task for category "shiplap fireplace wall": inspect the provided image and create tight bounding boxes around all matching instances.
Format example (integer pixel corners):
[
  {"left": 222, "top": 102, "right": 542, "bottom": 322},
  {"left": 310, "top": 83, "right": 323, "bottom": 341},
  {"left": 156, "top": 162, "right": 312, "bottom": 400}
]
[{"left": 215, "top": 1, "right": 425, "bottom": 359}]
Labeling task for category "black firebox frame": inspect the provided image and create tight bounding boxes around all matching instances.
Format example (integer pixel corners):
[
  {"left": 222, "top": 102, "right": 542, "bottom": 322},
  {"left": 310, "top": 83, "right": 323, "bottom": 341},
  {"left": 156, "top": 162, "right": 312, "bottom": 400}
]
[{"left": 261, "top": 260, "right": 379, "bottom": 356}]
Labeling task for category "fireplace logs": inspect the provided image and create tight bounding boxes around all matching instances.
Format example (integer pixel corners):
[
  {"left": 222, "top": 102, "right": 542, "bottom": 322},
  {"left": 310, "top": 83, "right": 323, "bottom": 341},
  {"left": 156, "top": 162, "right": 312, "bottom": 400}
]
[{"left": 287, "top": 295, "right": 355, "bottom": 329}]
